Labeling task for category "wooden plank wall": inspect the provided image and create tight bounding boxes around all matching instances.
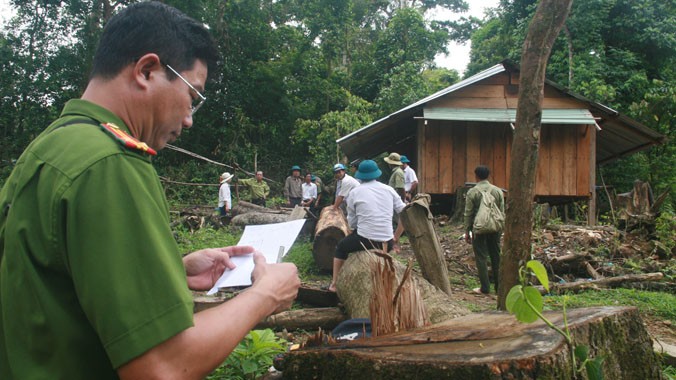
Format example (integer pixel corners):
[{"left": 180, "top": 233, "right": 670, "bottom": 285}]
[
  {"left": 420, "top": 122, "right": 512, "bottom": 194},
  {"left": 417, "top": 72, "right": 594, "bottom": 198}
]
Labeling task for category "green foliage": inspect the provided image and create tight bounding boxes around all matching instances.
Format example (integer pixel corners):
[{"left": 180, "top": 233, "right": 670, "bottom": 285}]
[
  {"left": 174, "top": 225, "right": 241, "bottom": 254},
  {"left": 544, "top": 289, "right": 676, "bottom": 324},
  {"left": 655, "top": 211, "right": 676, "bottom": 256},
  {"left": 207, "top": 329, "right": 287, "bottom": 380},
  {"left": 507, "top": 260, "right": 604, "bottom": 380},
  {"left": 282, "top": 239, "right": 326, "bottom": 281}
]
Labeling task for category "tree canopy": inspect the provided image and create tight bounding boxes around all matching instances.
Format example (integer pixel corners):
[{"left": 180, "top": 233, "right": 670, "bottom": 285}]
[{"left": 0, "top": 0, "right": 673, "bottom": 206}]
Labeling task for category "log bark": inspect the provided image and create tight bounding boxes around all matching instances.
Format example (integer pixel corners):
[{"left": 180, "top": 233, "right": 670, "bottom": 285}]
[
  {"left": 539, "top": 272, "right": 664, "bottom": 294},
  {"left": 256, "top": 307, "right": 347, "bottom": 331},
  {"left": 335, "top": 250, "right": 470, "bottom": 324},
  {"left": 282, "top": 307, "right": 662, "bottom": 380},
  {"left": 498, "top": 0, "right": 573, "bottom": 309},
  {"left": 230, "top": 212, "right": 290, "bottom": 226},
  {"left": 230, "top": 200, "right": 289, "bottom": 216},
  {"left": 399, "top": 194, "right": 452, "bottom": 295},
  {"left": 312, "top": 207, "right": 350, "bottom": 271}
]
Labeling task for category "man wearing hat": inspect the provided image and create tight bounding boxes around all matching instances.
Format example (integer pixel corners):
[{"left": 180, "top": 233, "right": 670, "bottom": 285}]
[
  {"left": 218, "top": 172, "right": 234, "bottom": 217},
  {"left": 284, "top": 165, "right": 303, "bottom": 207},
  {"left": 327, "top": 160, "right": 406, "bottom": 292},
  {"left": 400, "top": 155, "right": 418, "bottom": 201},
  {"left": 332, "top": 163, "right": 360, "bottom": 213},
  {"left": 384, "top": 152, "right": 406, "bottom": 202}
]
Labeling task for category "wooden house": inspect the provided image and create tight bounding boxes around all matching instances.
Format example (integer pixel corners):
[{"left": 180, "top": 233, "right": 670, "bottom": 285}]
[{"left": 337, "top": 61, "right": 664, "bottom": 220}]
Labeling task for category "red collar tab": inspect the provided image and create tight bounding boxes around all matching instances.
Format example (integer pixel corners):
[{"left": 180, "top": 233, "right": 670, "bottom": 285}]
[{"left": 100, "top": 123, "right": 157, "bottom": 156}]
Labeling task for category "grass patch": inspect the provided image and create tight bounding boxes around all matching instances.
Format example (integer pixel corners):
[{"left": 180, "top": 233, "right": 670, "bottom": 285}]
[
  {"left": 543, "top": 288, "right": 676, "bottom": 323},
  {"left": 175, "top": 225, "right": 241, "bottom": 254},
  {"left": 282, "top": 237, "right": 330, "bottom": 282}
]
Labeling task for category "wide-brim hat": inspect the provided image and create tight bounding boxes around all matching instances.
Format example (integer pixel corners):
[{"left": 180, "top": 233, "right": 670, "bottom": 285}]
[
  {"left": 383, "top": 152, "right": 402, "bottom": 166},
  {"left": 355, "top": 160, "right": 382, "bottom": 180},
  {"left": 220, "top": 172, "right": 234, "bottom": 183},
  {"left": 400, "top": 155, "right": 410, "bottom": 163}
]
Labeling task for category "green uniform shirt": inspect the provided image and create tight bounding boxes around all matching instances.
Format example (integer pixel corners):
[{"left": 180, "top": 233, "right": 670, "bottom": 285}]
[
  {"left": 463, "top": 180, "right": 505, "bottom": 232},
  {"left": 239, "top": 177, "right": 270, "bottom": 200},
  {"left": 388, "top": 167, "right": 405, "bottom": 190},
  {"left": 0, "top": 100, "right": 194, "bottom": 379}
]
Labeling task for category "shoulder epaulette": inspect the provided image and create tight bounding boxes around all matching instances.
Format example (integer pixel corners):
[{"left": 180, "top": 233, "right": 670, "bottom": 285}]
[{"left": 99, "top": 122, "right": 157, "bottom": 156}]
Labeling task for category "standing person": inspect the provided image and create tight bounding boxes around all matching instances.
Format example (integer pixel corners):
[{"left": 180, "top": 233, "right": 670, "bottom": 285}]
[
  {"left": 332, "top": 163, "right": 359, "bottom": 212},
  {"left": 284, "top": 165, "right": 303, "bottom": 207},
  {"left": 218, "top": 172, "right": 234, "bottom": 217},
  {"left": 384, "top": 152, "right": 406, "bottom": 202},
  {"left": 238, "top": 170, "right": 270, "bottom": 206},
  {"left": 349, "top": 159, "right": 361, "bottom": 175},
  {"left": 463, "top": 165, "right": 505, "bottom": 295},
  {"left": 400, "top": 155, "right": 418, "bottom": 201},
  {"left": 312, "top": 174, "right": 327, "bottom": 209},
  {"left": 0, "top": 2, "right": 300, "bottom": 379},
  {"left": 327, "top": 160, "right": 406, "bottom": 292},
  {"left": 300, "top": 173, "right": 318, "bottom": 212}
]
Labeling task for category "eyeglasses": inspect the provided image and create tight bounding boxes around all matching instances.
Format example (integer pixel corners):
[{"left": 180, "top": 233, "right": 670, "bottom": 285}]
[{"left": 164, "top": 64, "right": 206, "bottom": 115}]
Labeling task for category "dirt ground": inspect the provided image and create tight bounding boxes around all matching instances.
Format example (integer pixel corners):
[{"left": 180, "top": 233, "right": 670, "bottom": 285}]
[{"left": 394, "top": 220, "right": 676, "bottom": 346}]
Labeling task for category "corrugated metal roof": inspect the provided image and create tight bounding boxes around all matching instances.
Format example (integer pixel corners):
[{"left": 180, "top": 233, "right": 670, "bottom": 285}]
[
  {"left": 337, "top": 61, "right": 665, "bottom": 164},
  {"left": 337, "top": 63, "right": 506, "bottom": 144},
  {"left": 423, "top": 108, "right": 596, "bottom": 124}
]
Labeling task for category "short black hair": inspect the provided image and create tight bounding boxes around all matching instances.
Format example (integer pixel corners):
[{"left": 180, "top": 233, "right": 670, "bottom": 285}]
[
  {"left": 474, "top": 165, "right": 490, "bottom": 180},
  {"left": 91, "top": 1, "right": 218, "bottom": 80}
]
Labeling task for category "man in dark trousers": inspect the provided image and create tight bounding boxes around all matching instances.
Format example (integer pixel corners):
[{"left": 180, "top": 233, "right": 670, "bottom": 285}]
[{"left": 463, "top": 165, "right": 505, "bottom": 295}]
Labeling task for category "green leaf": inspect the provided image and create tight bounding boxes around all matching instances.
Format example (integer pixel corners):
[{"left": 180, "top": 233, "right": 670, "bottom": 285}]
[
  {"left": 526, "top": 260, "right": 550, "bottom": 292},
  {"left": 585, "top": 356, "right": 605, "bottom": 380},
  {"left": 574, "top": 345, "right": 589, "bottom": 362},
  {"left": 506, "top": 285, "right": 543, "bottom": 323},
  {"left": 505, "top": 285, "right": 523, "bottom": 313},
  {"left": 241, "top": 359, "right": 258, "bottom": 375}
]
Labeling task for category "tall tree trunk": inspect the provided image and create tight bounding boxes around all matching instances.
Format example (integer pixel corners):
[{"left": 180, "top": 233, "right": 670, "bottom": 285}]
[{"left": 497, "top": 0, "right": 573, "bottom": 310}]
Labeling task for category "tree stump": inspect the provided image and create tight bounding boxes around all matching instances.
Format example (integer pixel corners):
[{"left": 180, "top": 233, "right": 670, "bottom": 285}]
[
  {"left": 335, "top": 250, "right": 470, "bottom": 324},
  {"left": 281, "top": 307, "right": 661, "bottom": 380},
  {"left": 312, "top": 207, "right": 350, "bottom": 271},
  {"left": 399, "top": 194, "right": 452, "bottom": 295}
]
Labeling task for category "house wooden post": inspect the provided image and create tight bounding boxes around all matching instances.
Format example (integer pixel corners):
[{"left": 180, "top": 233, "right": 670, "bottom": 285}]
[{"left": 588, "top": 124, "right": 597, "bottom": 225}]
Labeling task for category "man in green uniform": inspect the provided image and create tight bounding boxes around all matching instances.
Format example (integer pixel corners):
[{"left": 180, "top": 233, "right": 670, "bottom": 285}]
[
  {"left": 0, "top": 2, "right": 300, "bottom": 379},
  {"left": 384, "top": 152, "right": 406, "bottom": 202},
  {"left": 238, "top": 170, "right": 270, "bottom": 206},
  {"left": 463, "top": 165, "right": 505, "bottom": 295}
]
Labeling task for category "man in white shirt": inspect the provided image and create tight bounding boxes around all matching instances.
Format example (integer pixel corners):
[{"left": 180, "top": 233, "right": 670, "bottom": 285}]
[
  {"left": 332, "top": 163, "right": 360, "bottom": 213},
  {"left": 401, "top": 155, "right": 418, "bottom": 201},
  {"left": 327, "top": 160, "right": 405, "bottom": 292},
  {"left": 300, "top": 173, "right": 318, "bottom": 211},
  {"left": 218, "top": 172, "right": 234, "bottom": 217}
]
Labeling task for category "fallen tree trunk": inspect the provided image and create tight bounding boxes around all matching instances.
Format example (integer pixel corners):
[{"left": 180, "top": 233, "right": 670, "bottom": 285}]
[
  {"left": 230, "top": 200, "right": 289, "bottom": 216},
  {"left": 399, "top": 194, "right": 452, "bottom": 295},
  {"left": 312, "top": 207, "right": 350, "bottom": 271},
  {"left": 538, "top": 272, "right": 664, "bottom": 294},
  {"left": 256, "top": 307, "right": 346, "bottom": 331},
  {"left": 230, "top": 212, "right": 290, "bottom": 226},
  {"left": 335, "top": 250, "right": 470, "bottom": 324},
  {"left": 281, "top": 307, "right": 661, "bottom": 379}
]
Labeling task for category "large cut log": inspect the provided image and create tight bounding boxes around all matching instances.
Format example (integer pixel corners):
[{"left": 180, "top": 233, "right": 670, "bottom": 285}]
[
  {"left": 230, "top": 200, "right": 289, "bottom": 217},
  {"left": 399, "top": 194, "right": 452, "bottom": 295},
  {"left": 281, "top": 307, "right": 662, "bottom": 379},
  {"left": 195, "top": 293, "right": 346, "bottom": 331},
  {"left": 256, "top": 307, "right": 347, "bottom": 331},
  {"left": 230, "top": 212, "right": 290, "bottom": 226},
  {"left": 312, "top": 207, "right": 350, "bottom": 271},
  {"left": 335, "top": 250, "right": 470, "bottom": 324},
  {"left": 537, "top": 272, "right": 664, "bottom": 294}
]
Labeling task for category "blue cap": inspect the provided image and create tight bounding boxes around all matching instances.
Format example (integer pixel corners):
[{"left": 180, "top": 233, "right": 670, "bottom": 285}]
[
  {"left": 333, "top": 163, "right": 346, "bottom": 172},
  {"left": 291, "top": 165, "right": 301, "bottom": 171},
  {"left": 400, "top": 155, "right": 410, "bottom": 163},
  {"left": 355, "top": 160, "right": 382, "bottom": 180}
]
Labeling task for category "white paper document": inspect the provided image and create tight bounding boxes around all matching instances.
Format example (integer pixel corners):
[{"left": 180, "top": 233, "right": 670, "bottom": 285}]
[{"left": 207, "top": 219, "right": 306, "bottom": 294}]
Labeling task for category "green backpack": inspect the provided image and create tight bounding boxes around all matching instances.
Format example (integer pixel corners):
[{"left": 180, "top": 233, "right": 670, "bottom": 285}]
[{"left": 473, "top": 189, "right": 505, "bottom": 235}]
